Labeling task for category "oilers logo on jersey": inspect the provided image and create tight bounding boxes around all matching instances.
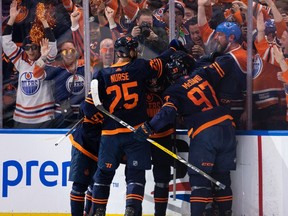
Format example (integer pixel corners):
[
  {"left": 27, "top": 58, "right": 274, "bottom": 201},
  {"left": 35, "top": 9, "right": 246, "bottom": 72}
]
[
  {"left": 252, "top": 54, "right": 263, "bottom": 79},
  {"left": 20, "top": 72, "right": 41, "bottom": 95},
  {"left": 66, "top": 74, "right": 85, "bottom": 95},
  {"left": 146, "top": 92, "right": 163, "bottom": 118}
]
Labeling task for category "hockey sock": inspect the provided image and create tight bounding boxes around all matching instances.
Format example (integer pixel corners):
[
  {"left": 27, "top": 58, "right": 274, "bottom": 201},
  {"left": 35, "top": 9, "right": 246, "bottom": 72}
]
[
  {"left": 151, "top": 157, "right": 171, "bottom": 216},
  {"left": 212, "top": 172, "right": 233, "bottom": 215},
  {"left": 84, "top": 184, "right": 93, "bottom": 214},
  {"left": 189, "top": 174, "right": 213, "bottom": 215},
  {"left": 154, "top": 182, "right": 169, "bottom": 216},
  {"left": 70, "top": 182, "right": 87, "bottom": 216},
  {"left": 90, "top": 169, "right": 115, "bottom": 215},
  {"left": 152, "top": 162, "right": 170, "bottom": 216},
  {"left": 126, "top": 168, "right": 146, "bottom": 216}
]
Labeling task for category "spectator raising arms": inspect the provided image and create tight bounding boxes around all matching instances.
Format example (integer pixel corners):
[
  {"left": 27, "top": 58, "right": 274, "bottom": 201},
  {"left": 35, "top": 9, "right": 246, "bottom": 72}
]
[
  {"left": 252, "top": 0, "right": 288, "bottom": 129},
  {"left": 274, "top": 31, "right": 288, "bottom": 84},
  {"left": 2, "top": 0, "right": 57, "bottom": 128},
  {"left": 274, "top": 44, "right": 288, "bottom": 124},
  {"left": 68, "top": 4, "right": 113, "bottom": 73},
  {"left": 33, "top": 40, "right": 85, "bottom": 129}
]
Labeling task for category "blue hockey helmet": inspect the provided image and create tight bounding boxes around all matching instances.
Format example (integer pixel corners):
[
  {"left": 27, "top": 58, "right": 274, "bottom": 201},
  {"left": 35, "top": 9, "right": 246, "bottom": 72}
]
[
  {"left": 264, "top": 19, "right": 276, "bottom": 36},
  {"left": 215, "top": 22, "right": 242, "bottom": 42},
  {"left": 114, "top": 36, "right": 139, "bottom": 57}
]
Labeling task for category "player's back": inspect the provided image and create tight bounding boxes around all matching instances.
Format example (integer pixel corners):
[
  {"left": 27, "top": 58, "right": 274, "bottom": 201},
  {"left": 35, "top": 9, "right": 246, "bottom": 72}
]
[
  {"left": 97, "top": 58, "right": 160, "bottom": 132},
  {"left": 164, "top": 73, "right": 232, "bottom": 137}
]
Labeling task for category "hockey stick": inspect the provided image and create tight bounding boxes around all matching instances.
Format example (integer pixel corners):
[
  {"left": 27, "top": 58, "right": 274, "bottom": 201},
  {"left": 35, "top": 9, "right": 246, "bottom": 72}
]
[
  {"left": 90, "top": 80, "right": 226, "bottom": 189},
  {"left": 55, "top": 117, "right": 84, "bottom": 146}
]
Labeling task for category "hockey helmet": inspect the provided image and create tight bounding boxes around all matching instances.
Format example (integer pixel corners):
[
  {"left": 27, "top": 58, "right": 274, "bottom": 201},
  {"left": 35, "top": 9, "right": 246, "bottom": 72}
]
[
  {"left": 215, "top": 22, "right": 242, "bottom": 42},
  {"left": 114, "top": 36, "right": 139, "bottom": 57},
  {"left": 165, "top": 51, "right": 190, "bottom": 83}
]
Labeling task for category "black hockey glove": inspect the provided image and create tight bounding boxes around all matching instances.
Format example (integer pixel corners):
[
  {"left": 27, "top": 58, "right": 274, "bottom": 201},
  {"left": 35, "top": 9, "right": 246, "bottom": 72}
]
[
  {"left": 170, "top": 50, "right": 196, "bottom": 69},
  {"left": 134, "top": 122, "right": 154, "bottom": 142}
]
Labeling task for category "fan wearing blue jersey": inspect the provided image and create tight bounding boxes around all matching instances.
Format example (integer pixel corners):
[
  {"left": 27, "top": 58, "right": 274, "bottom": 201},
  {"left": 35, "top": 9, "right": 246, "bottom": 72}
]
[
  {"left": 90, "top": 36, "right": 177, "bottom": 216},
  {"left": 33, "top": 40, "right": 86, "bottom": 128},
  {"left": 135, "top": 51, "right": 237, "bottom": 216}
]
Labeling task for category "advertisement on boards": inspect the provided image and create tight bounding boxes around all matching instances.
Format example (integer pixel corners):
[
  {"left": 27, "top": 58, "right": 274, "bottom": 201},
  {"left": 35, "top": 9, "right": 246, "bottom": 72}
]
[{"left": 0, "top": 130, "right": 288, "bottom": 215}]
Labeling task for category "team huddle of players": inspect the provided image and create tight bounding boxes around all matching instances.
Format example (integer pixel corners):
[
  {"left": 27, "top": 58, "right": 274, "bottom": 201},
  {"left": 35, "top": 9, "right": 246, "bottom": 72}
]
[{"left": 69, "top": 21, "right": 241, "bottom": 215}]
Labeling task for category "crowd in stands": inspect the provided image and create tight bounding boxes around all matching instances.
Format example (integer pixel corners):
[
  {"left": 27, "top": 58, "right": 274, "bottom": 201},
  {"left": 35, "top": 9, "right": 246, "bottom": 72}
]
[
  {"left": 1, "top": 0, "right": 288, "bottom": 130},
  {"left": 2, "top": 1, "right": 288, "bottom": 215}
]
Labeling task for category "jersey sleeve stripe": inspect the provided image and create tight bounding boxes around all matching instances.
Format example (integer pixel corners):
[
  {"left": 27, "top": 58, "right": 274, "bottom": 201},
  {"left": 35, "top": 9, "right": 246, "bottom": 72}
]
[
  {"left": 163, "top": 102, "right": 177, "bottom": 110},
  {"left": 211, "top": 62, "right": 225, "bottom": 77},
  {"left": 8, "top": 46, "right": 20, "bottom": 60}
]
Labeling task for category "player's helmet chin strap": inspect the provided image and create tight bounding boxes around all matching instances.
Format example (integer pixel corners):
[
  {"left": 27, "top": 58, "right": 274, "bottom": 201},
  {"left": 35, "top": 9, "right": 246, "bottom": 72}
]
[
  {"left": 115, "top": 50, "right": 137, "bottom": 60},
  {"left": 116, "top": 51, "right": 129, "bottom": 58}
]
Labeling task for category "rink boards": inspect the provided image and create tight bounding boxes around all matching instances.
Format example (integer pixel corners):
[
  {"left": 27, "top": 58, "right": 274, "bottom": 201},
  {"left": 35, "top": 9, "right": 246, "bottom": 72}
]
[{"left": 0, "top": 129, "right": 287, "bottom": 216}]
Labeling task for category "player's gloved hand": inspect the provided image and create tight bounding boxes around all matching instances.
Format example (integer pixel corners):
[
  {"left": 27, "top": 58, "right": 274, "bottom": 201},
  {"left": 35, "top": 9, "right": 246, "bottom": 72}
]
[
  {"left": 134, "top": 122, "right": 154, "bottom": 142},
  {"left": 169, "top": 39, "right": 186, "bottom": 52},
  {"left": 170, "top": 50, "right": 196, "bottom": 69}
]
